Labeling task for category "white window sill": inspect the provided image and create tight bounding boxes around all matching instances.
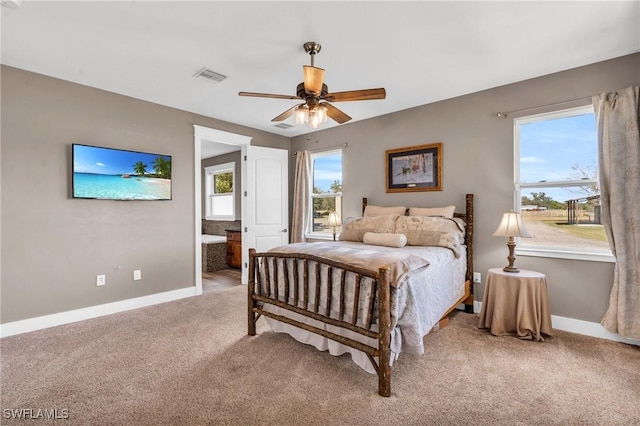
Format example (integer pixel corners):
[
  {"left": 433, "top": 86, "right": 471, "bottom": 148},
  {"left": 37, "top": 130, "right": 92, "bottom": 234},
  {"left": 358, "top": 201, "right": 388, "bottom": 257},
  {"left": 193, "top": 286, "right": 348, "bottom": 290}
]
[{"left": 516, "top": 246, "right": 615, "bottom": 263}]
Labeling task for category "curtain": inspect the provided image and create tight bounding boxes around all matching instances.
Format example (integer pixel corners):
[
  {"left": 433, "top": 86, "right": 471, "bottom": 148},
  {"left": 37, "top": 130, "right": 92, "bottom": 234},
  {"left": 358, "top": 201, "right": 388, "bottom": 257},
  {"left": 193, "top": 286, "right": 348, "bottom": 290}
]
[
  {"left": 593, "top": 86, "right": 640, "bottom": 341},
  {"left": 291, "top": 150, "right": 311, "bottom": 243}
]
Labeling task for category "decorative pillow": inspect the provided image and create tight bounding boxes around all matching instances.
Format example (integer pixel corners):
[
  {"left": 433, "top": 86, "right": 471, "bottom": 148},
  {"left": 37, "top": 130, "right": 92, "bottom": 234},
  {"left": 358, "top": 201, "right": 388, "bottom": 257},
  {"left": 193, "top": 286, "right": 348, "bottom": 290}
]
[
  {"left": 409, "top": 205, "right": 456, "bottom": 218},
  {"left": 339, "top": 215, "right": 398, "bottom": 242},
  {"left": 362, "top": 232, "right": 407, "bottom": 248},
  {"left": 363, "top": 205, "right": 406, "bottom": 217},
  {"left": 394, "top": 216, "right": 465, "bottom": 257}
]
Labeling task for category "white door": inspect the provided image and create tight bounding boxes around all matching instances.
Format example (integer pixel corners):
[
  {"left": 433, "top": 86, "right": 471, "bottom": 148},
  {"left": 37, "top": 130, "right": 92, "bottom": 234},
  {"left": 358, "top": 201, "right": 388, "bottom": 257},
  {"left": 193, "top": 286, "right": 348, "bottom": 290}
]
[{"left": 241, "top": 145, "right": 289, "bottom": 284}]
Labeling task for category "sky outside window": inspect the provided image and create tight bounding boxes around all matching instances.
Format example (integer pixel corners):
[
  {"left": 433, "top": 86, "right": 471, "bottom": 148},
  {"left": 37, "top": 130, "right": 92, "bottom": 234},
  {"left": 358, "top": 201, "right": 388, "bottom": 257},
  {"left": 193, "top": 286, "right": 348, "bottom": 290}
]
[
  {"left": 313, "top": 152, "right": 342, "bottom": 192},
  {"left": 520, "top": 112, "right": 597, "bottom": 202}
]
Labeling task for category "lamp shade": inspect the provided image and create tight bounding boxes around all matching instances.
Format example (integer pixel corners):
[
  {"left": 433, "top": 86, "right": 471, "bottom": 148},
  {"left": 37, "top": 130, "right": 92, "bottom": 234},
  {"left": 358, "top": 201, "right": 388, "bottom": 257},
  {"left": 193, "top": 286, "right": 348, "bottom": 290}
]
[
  {"left": 327, "top": 211, "right": 342, "bottom": 227},
  {"left": 493, "top": 211, "right": 531, "bottom": 238}
]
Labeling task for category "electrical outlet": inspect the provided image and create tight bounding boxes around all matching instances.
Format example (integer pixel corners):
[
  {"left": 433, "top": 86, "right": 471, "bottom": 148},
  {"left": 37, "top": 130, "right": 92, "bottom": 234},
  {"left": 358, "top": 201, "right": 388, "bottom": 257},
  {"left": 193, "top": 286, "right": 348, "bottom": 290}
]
[
  {"left": 473, "top": 272, "right": 482, "bottom": 283},
  {"left": 96, "top": 274, "right": 106, "bottom": 286},
  {"left": 133, "top": 270, "right": 142, "bottom": 281}
]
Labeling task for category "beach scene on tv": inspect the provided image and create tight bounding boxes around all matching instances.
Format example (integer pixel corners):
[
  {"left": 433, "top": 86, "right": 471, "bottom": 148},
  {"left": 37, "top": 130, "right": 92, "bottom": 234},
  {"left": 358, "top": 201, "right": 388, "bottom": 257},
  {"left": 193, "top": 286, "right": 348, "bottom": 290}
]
[{"left": 73, "top": 144, "right": 172, "bottom": 200}]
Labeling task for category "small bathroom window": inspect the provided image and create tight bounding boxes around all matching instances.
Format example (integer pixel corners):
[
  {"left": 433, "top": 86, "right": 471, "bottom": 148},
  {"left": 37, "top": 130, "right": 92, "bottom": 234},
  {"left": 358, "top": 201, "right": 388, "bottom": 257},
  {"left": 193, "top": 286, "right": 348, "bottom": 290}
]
[{"left": 205, "top": 162, "right": 235, "bottom": 220}]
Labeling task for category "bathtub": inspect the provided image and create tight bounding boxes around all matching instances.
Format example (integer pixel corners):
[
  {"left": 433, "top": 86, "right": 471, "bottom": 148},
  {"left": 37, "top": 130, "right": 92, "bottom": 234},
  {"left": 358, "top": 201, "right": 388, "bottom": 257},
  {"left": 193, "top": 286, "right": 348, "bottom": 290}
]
[
  {"left": 202, "top": 234, "right": 228, "bottom": 272},
  {"left": 202, "top": 234, "right": 227, "bottom": 244}
]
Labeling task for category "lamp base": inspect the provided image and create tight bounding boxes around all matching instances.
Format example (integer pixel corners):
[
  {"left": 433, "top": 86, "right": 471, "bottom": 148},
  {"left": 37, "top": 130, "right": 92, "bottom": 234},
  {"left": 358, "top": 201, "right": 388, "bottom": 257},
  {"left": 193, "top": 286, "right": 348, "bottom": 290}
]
[{"left": 503, "top": 238, "right": 520, "bottom": 273}]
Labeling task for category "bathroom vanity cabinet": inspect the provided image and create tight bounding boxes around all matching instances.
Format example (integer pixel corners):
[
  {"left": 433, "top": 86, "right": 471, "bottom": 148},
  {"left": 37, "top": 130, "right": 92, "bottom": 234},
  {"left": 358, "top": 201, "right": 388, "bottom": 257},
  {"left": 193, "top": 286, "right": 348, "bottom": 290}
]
[{"left": 226, "top": 230, "right": 242, "bottom": 269}]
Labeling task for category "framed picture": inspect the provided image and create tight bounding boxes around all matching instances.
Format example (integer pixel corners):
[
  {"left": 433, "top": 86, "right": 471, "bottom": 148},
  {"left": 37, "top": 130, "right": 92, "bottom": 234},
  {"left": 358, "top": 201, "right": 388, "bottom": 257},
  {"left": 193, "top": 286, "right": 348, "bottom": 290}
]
[{"left": 385, "top": 143, "right": 442, "bottom": 192}]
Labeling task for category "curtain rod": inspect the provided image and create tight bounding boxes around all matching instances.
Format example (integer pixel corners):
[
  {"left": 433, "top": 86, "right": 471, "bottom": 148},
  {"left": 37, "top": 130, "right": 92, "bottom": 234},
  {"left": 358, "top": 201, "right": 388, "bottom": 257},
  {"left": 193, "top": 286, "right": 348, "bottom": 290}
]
[
  {"left": 294, "top": 142, "right": 348, "bottom": 154},
  {"left": 496, "top": 96, "right": 592, "bottom": 118}
]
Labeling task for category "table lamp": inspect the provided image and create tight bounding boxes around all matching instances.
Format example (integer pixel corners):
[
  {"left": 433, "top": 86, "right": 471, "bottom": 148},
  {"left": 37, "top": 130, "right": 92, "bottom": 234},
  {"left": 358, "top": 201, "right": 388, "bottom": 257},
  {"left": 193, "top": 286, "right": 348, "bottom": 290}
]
[
  {"left": 327, "top": 211, "right": 342, "bottom": 241},
  {"left": 493, "top": 210, "right": 531, "bottom": 273}
]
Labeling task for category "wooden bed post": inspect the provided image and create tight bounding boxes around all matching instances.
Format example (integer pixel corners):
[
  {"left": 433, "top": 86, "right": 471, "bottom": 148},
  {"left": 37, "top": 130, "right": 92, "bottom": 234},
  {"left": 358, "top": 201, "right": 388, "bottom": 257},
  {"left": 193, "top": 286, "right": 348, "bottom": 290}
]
[
  {"left": 248, "top": 248, "right": 257, "bottom": 336},
  {"left": 378, "top": 266, "right": 391, "bottom": 397},
  {"left": 464, "top": 193, "right": 475, "bottom": 313}
]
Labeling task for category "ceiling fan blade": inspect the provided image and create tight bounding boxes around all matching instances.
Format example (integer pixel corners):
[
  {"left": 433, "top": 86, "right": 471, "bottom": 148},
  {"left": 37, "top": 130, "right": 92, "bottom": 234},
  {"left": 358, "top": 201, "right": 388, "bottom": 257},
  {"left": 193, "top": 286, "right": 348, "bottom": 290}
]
[
  {"left": 322, "top": 102, "right": 352, "bottom": 124},
  {"left": 272, "top": 104, "right": 304, "bottom": 122},
  {"left": 322, "top": 88, "right": 386, "bottom": 102},
  {"left": 239, "top": 91, "right": 301, "bottom": 100},
  {"left": 303, "top": 65, "right": 325, "bottom": 96}
]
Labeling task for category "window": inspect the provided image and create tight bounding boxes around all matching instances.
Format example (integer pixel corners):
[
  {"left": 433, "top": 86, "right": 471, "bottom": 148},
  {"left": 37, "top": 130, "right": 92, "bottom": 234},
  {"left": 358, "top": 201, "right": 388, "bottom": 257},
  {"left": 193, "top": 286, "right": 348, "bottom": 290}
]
[
  {"left": 309, "top": 150, "right": 342, "bottom": 237},
  {"left": 515, "top": 105, "right": 612, "bottom": 261},
  {"left": 204, "top": 162, "right": 235, "bottom": 220}
]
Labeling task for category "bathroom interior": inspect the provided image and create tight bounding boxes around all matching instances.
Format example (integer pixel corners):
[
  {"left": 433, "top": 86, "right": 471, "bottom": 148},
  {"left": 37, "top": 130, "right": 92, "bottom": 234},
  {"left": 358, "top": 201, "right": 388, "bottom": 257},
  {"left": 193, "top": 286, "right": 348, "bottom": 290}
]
[{"left": 201, "top": 147, "right": 242, "bottom": 291}]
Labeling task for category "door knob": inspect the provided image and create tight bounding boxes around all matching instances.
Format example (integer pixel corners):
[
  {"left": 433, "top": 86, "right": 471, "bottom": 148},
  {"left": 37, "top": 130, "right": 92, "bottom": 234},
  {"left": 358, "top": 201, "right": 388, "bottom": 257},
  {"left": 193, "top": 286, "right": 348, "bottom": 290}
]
[{"left": 281, "top": 228, "right": 288, "bottom": 233}]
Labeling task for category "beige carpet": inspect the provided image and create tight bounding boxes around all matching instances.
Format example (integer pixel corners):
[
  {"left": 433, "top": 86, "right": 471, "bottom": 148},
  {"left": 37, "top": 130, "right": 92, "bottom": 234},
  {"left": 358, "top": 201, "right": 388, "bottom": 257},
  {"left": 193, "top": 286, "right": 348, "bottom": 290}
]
[{"left": 1, "top": 285, "right": 639, "bottom": 425}]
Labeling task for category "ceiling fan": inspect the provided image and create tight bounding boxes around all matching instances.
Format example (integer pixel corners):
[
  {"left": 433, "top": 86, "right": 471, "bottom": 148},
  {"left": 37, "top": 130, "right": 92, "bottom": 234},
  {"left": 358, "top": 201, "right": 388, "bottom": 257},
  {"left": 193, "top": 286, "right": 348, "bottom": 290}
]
[{"left": 238, "top": 42, "right": 386, "bottom": 128}]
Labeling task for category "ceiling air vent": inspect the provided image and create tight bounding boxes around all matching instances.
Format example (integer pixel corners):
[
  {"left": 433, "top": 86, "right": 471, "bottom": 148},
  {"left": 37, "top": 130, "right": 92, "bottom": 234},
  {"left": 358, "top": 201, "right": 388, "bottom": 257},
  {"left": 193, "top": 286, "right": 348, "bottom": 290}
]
[
  {"left": 274, "top": 123, "right": 294, "bottom": 129},
  {"left": 1, "top": 0, "right": 22, "bottom": 8},
  {"left": 194, "top": 68, "right": 227, "bottom": 84}
]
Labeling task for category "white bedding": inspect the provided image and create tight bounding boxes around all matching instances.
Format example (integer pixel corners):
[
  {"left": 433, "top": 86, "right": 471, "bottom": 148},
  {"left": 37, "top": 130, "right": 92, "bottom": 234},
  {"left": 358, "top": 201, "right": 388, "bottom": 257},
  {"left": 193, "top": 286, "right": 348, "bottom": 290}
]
[{"left": 262, "top": 241, "right": 466, "bottom": 374}]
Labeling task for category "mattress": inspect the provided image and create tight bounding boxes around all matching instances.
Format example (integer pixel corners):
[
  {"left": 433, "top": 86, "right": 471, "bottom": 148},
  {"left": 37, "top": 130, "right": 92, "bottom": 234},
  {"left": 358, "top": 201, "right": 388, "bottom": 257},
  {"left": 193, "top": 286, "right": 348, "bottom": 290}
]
[{"left": 263, "top": 241, "right": 466, "bottom": 374}]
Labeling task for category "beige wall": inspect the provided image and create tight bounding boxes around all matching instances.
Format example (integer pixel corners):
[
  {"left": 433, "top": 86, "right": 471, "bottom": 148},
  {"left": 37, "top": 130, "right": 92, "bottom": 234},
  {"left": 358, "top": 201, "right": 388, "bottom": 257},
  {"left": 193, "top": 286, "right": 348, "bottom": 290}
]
[
  {"left": 2, "top": 53, "right": 638, "bottom": 326},
  {"left": 0, "top": 66, "right": 289, "bottom": 323},
  {"left": 290, "top": 53, "right": 640, "bottom": 323}
]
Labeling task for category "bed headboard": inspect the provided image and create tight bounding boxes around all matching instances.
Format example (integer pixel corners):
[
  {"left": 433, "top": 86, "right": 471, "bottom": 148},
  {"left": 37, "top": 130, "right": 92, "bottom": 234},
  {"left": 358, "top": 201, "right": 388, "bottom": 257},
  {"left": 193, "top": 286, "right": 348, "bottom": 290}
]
[{"left": 361, "top": 194, "right": 474, "bottom": 286}]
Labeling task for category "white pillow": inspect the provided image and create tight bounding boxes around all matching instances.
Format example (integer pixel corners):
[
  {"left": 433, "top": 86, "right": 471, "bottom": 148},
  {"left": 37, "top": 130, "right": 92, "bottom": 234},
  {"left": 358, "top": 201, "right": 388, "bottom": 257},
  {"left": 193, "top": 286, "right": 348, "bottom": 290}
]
[
  {"left": 362, "top": 232, "right": 407, "bottom": 248},
  {"left": 363, "top": 205, "right": 406, "bottom": 217},
  {"left": 409, "top": 205, "right": 456, "bottom": 218}
]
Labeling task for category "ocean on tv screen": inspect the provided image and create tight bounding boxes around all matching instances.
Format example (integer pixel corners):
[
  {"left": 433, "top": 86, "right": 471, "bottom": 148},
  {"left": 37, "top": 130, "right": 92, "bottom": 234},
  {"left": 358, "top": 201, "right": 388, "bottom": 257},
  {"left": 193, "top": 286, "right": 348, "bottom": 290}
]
[{"left": 73, "top": 173, "right": 171, "bottom": 200}]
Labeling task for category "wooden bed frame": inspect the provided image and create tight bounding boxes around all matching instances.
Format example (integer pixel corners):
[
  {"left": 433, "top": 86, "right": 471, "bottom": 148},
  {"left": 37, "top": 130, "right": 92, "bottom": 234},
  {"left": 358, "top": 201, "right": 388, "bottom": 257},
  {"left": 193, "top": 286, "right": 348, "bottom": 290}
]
[{"left": 248, "top": 194, "right": 474, "bottom": 397}]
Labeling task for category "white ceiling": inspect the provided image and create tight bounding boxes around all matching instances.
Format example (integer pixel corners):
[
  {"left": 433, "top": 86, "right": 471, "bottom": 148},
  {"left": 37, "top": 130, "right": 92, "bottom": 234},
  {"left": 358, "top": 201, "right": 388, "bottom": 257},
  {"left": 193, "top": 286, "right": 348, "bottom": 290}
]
[{"left": 2, "top": 1, "right": 639, "bottom": 143}]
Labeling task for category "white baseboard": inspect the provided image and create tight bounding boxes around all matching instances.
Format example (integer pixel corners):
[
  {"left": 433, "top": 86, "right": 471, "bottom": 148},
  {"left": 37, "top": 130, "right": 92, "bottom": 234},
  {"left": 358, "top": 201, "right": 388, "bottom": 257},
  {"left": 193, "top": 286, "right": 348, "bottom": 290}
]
[
  {"left": 550, "top": 314, "right": 640, "bottom": 346},
  {"left": 4, "top": 292, "right": 638, "bottom": 347},
  {"left": 455, "top": 301, "right": 482, "bottom": 314},
  {"left": 0, "top": 287, "right": 198, "bottom": 338},
  {"left": 471, "top": 301, "right": 639, "bottom": 346}
]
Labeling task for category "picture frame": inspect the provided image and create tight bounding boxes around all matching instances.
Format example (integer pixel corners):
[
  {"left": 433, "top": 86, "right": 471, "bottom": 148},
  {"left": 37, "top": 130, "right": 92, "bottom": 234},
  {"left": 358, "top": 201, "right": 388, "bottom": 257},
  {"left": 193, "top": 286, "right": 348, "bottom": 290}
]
[{"left": 385, "top": 142, "right": 442, "bottom": 192}]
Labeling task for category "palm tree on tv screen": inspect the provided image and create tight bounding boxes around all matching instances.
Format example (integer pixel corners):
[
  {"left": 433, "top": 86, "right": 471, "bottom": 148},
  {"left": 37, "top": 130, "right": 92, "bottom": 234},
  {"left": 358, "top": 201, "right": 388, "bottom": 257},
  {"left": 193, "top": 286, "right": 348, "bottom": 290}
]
[
  {"left": 152, "top": 156, "right": 171, "bottom": 179},
  {"left": 133, "top": 161, "right": 148, "bottom": 176}
]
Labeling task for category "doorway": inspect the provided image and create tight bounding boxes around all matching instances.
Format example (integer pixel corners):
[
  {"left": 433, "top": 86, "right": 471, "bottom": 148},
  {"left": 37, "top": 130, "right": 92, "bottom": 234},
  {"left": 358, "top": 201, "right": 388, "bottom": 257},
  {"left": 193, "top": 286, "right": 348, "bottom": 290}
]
[
  {"left": 194, "top": 125, "right": 290, "bottom": 291},
  {"left": 193, "top": 125, "right": 251, "bottom": 295}
]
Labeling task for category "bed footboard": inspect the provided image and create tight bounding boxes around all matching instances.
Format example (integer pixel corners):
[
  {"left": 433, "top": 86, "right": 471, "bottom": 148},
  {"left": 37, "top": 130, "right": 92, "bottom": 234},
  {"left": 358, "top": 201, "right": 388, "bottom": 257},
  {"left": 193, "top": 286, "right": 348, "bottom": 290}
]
[{"left": 248, "top": 248, "right": 392, "bottom": 397}]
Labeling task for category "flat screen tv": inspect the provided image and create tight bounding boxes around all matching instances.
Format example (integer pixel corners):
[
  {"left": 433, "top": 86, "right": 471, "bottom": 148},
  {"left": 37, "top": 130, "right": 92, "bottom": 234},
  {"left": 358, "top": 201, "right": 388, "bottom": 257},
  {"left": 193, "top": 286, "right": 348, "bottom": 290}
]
[{"left": 72, "top": 144, "right": 172, "bottom": 200}]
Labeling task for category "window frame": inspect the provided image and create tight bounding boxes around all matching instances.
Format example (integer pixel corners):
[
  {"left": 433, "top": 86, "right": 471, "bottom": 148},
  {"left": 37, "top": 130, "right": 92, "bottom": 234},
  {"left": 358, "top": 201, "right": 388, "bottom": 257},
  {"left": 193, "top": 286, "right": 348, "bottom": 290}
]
[
  {"left": 204, "top": 161, "right": 235, "bottom": 221},
  {"left": 513, "top": 105, "right": 613, "bottom": 263},
  {"left": 306, "top": 149, "right": 343, "bottom": 240}
]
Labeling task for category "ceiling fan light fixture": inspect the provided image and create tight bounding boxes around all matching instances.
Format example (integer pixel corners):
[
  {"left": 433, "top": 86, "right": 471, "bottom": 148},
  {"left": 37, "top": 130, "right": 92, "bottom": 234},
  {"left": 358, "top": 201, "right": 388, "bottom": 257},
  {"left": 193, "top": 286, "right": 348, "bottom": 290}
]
[
  {"left": 295, "top": 105, "right": 309, "bottom": 124},
  {"left": 316, "top": 105, "right": 328, "bottom": 123},
  {"left": 239, "top": 41, "right": 385, "bottom": 129},
  {"left": 308, "top": 105, "right": 328, "bottom": 128}
]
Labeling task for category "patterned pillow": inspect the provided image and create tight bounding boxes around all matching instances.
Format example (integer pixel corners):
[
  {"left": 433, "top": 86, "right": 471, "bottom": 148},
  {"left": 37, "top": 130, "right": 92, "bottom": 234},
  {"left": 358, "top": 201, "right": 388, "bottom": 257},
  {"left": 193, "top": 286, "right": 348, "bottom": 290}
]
[
  {"left": 394, "top": 216, "right": 465, "bottom": 257},
  {"left": 339, "top": 215, "right": 399, "bottom": 242},
  {"left": 363, "top": 205, "right": 406, "bottom": 217}
]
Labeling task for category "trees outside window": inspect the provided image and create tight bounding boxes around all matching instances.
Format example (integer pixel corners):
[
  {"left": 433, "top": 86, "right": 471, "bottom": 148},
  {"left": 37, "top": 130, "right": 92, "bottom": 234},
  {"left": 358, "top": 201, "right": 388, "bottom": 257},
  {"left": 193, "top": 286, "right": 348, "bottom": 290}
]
[{"left": 310, "top": 150, "right": 342, "bottom": 236}]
